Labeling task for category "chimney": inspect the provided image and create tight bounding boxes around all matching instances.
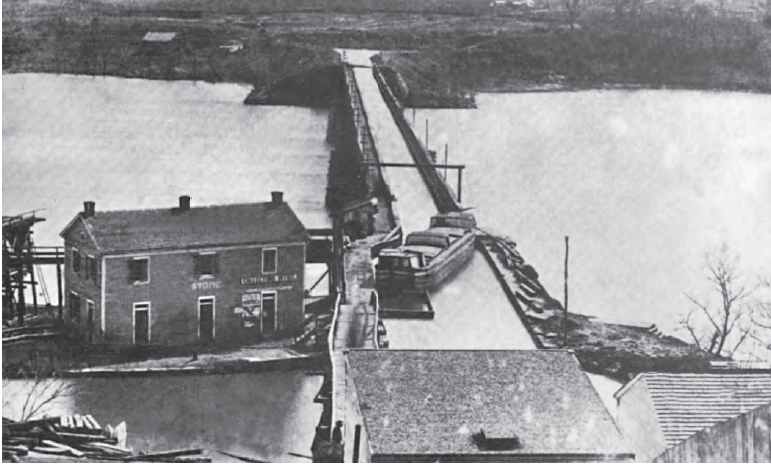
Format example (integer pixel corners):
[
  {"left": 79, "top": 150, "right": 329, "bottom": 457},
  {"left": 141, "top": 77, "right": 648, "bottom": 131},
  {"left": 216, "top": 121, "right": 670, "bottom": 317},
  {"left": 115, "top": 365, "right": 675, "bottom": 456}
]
[
  {"left": 83, "top": 201, "right": 96, "bottom": 219},
  {"left": 179, "top": 195, "right": 191, "bottom": 212},
  {"left": 271, "top": 191, "right": 284, "bottom": 206}
]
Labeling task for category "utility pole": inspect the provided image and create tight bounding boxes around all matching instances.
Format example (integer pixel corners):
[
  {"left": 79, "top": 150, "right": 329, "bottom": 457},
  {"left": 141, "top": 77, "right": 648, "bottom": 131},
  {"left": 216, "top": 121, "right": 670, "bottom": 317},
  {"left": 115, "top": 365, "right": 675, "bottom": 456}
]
[
  {"left": 412, "top": 107, "right": 416, "bottom": 127},
  {"left": 444, "top": 144, "right": 449, "bottom": 179},
  {"left": 563, "top": 236, "right": 569, "bottom": 347},
  {"left": 425, "top": 119, "right": 429, "bottom": 151}
]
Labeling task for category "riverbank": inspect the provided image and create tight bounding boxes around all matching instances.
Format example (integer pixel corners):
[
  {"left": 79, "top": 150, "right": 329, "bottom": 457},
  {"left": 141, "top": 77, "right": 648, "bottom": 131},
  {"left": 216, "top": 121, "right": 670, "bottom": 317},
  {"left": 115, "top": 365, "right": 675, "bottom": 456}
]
[
  {"left": 376, "top": 11, "right": 771, "bottom": 107},
  {"left": 5, "top": 1, "right": 769, "bottom": 108}
]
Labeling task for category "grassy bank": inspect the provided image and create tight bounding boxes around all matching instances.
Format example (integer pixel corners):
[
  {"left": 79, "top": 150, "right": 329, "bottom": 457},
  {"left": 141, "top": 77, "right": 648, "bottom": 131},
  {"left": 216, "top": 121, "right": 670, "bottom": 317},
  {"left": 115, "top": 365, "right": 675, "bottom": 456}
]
[
  {"left": 4, "top": 0, "right": 770, "bottom": 106},
  {"left": 566, "top": 314, "right": 720, "bottom": 382},
  {"left": 376, "top": 11, "right": 771, "bottom": 107}
]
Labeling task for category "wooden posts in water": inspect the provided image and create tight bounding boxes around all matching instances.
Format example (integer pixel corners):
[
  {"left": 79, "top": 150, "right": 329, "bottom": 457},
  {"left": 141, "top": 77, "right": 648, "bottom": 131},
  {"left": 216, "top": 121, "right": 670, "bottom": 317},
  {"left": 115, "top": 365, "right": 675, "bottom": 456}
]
[
  {"left": 30, "top": 262, "right": 38, "bottom": 315},
  {"left": 57, "top": 249, "right": 63, "bottom": 320},
  {"left": 16, "top": 266, "right": 25, "bottom": 326}
]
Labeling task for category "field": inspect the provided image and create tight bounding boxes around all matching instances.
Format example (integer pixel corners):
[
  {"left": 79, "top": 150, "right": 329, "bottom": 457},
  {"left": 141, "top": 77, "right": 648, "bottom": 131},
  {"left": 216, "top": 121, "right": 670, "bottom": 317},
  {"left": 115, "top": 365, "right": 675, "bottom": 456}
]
[{"left": 4, "top": 0, "right": 771, "bottom": 105}]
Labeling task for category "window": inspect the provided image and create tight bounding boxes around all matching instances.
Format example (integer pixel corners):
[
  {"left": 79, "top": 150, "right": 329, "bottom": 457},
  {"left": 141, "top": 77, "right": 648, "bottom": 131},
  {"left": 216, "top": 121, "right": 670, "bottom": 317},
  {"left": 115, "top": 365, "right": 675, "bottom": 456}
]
[
  {"left": 128, "top": 258, "right": 149, "bottom": 284},
  {"left": 195, "top": 253, "right": 219, "bottom": 278},
  {"left": 262, "top": 248, "right": 277, "bottom": 274},
  {"left": 72, "top": 248, "right": 81, "bottom": 275},
  {"left": 90, "top": 256, "right": 98, "bottom": 285},
  {"left": 85, "top": 255, "right": 95, "bottom": 281},
  {"left": 69, "top": 292, "right": 81, "bottom": 322}
]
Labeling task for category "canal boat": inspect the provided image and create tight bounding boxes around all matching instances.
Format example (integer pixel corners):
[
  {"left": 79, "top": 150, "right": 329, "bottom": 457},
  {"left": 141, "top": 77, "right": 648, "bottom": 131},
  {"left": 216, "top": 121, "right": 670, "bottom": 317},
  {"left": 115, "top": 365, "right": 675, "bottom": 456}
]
[{"left": 376, "top": 212, "right": 476, "bottom": 293}]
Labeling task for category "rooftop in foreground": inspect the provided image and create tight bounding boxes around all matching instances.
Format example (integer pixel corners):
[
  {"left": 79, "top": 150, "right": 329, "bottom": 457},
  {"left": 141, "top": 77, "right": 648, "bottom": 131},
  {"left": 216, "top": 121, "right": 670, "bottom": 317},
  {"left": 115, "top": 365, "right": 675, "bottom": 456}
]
[{"left": 347, "top": 349, "right": 634, "bottom": 462}]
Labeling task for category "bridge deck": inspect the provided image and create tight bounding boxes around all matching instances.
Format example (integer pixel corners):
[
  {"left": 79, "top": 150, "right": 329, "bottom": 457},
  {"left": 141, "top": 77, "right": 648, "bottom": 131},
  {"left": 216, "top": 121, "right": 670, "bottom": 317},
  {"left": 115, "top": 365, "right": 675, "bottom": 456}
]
[{"left": 353, "top": 67, "right": 438, "bottom": 234}]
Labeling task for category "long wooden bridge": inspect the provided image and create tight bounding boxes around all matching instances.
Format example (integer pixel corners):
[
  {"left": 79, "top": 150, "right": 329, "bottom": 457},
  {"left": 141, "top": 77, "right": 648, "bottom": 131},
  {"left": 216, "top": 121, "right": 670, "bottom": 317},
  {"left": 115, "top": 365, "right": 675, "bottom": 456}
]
[{"left": 314, "top": 55, "right": 563, "bottom": 462}]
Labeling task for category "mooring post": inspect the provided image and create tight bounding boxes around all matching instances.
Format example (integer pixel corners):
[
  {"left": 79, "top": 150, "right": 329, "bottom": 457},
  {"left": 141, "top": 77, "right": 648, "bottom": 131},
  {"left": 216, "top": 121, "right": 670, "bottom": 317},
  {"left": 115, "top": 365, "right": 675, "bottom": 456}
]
[
  {"left": 456, "top": 168, "right": 463, "bottom": 203},
  {"left": 353, "top": 425, "right": 362, "bottom": 463}
]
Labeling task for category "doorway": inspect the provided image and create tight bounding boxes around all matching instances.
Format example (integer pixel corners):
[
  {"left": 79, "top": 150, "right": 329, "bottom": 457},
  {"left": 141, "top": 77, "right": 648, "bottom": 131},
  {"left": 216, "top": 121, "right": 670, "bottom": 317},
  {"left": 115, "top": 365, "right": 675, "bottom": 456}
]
[
  {"left": 262, "top": 292, "right": 276, "bottom": 336},
  {"left": 199, "top": 297, "right": 215, "bottom": 342},
  {"left": 87, "top": 300, "right": 95, "bottom": 343},
  {"left": 134, "top": 303, "right": 150, "bottom": 345}
]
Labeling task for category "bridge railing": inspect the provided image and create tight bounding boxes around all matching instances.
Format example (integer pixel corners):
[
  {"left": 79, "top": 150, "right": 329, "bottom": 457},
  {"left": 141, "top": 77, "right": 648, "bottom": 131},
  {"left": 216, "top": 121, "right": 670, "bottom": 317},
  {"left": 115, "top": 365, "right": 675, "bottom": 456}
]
[
  {"left": 372, "top": 65, "right": 463, "bottom": 213},
  {"left": 343, "top": 64, "right": 400, "bottom": 230}
]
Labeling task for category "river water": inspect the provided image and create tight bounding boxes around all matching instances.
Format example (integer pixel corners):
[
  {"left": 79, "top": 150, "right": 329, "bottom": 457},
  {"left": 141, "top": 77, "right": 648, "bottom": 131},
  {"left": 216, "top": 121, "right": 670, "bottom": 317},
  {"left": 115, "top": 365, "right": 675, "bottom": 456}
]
[
  {"left": 2, "top": 73, "right": 332, "bottom": 249},
  {"left": 415, "top": 91, "right": 771, "bottom": 335}
]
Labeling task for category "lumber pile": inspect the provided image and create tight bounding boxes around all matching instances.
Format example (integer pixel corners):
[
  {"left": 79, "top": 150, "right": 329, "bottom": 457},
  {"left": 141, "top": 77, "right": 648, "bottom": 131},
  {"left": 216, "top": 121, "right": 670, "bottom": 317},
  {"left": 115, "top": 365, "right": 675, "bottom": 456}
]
[{"left": 2, "top": 416, "right": 209, "bottom": 462}]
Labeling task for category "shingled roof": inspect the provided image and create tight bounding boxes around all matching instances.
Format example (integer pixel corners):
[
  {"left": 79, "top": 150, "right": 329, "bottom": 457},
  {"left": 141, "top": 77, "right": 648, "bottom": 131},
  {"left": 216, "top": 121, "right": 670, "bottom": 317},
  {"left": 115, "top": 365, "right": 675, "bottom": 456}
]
[
  {"left": 615, "top": 372, "right": 771, "bottom": 448},
  {"left": 347, "top": 350, "right": 633, "bottom": 461},
  {"left": 61, "top": 197, "right": 309, "bottom": 253}
]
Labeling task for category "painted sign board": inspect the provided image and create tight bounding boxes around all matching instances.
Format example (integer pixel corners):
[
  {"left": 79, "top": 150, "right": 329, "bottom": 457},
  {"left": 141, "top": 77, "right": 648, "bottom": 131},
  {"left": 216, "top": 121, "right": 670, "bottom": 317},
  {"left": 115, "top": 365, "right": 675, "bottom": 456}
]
[
  {"left": 191, "top": 281, "right": 223, "bottom": 291},
  {"left": 240, "top": 274, "right": 298, "bottom": 285}
]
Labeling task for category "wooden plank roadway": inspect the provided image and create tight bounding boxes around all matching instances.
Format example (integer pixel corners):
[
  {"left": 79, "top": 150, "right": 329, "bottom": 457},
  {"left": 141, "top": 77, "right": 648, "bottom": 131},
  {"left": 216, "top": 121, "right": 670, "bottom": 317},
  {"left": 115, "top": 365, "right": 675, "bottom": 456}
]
[{"left": 330, "top": 235, "right": 382, "bottom": 456}]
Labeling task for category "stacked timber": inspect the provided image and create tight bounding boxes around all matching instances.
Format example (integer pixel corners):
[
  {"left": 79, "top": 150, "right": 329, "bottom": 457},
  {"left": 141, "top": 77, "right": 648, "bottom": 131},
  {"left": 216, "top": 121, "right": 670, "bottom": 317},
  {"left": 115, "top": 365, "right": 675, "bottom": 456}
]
[{"left": 2, "top": 416, "right": 209, "bottom": 462}]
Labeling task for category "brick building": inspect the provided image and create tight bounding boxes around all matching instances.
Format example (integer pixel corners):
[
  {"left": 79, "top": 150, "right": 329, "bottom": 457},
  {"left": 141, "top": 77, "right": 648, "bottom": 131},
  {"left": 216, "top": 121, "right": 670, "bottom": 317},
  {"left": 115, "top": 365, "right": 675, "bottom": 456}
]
[{"left": 60, "top": 193, "right": 309, "bottom": 347}]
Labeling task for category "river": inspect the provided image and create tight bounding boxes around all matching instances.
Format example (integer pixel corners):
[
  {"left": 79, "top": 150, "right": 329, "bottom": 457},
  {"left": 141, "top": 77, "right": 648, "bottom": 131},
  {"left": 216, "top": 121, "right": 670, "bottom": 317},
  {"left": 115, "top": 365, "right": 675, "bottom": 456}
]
[
  {"left": 414, "top": 90, "right": 771, "bottom": 336},
  {"left": 2, "top": 73, "right": 333, "bottom": 249}
]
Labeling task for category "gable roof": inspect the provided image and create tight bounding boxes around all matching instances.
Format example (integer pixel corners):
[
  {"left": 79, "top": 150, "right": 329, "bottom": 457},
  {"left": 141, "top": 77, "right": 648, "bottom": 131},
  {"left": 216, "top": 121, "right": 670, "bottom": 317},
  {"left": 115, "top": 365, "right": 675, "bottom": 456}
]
[
  {"left": 347, "top": 350, "right": 633, "bottom": 460},
  {"left": 618, "top": 372, "right": 771, "bottom": 448},
  {"left": 61, "top": 202, "right": 309, "bottom": 254}
]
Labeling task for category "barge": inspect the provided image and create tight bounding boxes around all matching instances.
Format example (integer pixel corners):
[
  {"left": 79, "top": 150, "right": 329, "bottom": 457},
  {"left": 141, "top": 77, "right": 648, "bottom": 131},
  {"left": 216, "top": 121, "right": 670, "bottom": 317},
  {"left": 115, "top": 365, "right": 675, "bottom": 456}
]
[{"left": 376, "top": 212, "right": 476, "bottom": 294}]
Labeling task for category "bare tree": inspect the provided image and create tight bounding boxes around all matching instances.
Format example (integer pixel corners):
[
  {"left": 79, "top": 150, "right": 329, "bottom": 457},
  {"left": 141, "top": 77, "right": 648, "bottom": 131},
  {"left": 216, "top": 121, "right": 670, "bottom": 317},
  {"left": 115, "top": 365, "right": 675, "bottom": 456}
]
[
  {"left": 681, "top": 243, "right": 756, "bottom": 357},
  {"left": 749, "top": 276, "right": 771, "bottom": 354},
  {"left": 564, "top": 0, "right": 584, "bottom": 31},
  {"left": 3, "top": 371, "right": 74, "bottom": 422}
]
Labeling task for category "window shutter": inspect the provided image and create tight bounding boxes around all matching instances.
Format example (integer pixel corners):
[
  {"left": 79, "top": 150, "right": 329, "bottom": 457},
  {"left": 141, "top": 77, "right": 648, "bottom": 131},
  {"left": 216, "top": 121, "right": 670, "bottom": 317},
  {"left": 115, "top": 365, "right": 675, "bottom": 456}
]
[
  {"left": 212, "top": 255, "right": 219, "bottom": 276},
  {"left": 193, "top": 254, "right": 201, "bottom": 277}
]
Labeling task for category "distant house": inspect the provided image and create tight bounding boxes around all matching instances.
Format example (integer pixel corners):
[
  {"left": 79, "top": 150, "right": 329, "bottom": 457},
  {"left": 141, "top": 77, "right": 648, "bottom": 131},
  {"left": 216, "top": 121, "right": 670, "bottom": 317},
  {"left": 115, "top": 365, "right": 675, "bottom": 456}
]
[
  {"left": 614, "top": 372, "right": 771, "bottom": 462},
  {"left": 59, "top": 193, "right": 309, "bottom": 347},
  {"left": 140, "top": 32, "right": 179, "bottom": 56},
  {"left": 342, "top": 350, "right": 634, "bottom": 462},
  {"left": 219, "top": 40, "right": 244, "bottom": 53}
]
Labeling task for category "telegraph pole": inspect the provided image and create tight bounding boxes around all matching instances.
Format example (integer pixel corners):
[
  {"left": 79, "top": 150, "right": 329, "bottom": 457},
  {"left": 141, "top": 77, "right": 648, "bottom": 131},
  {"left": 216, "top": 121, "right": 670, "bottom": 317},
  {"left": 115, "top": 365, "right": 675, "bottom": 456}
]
[
  {"left": 425, "top": 119, "right": 429, "bottom": 150},
  {"left": 563, "top": 236, "right": 569, "bottom": 347},
  {"left": 444, "top": 144, "right": 449, "bottom": 179}
]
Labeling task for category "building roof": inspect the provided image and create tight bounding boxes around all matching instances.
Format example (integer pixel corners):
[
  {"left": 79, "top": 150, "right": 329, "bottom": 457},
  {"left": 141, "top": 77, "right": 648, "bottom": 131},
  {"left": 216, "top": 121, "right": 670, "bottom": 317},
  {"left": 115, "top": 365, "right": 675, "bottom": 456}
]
[
  {"left": 61, "top": 201, "right": 309, "bottom": 254},
  {"left": 142, "top": 32, "right": 177, "bottom": 42},
  {"left": 347, "top": 350, "right": 633, "bottom": 460},
  {"left": 615, "top": 372, "right": 771, "bottom": 448}
]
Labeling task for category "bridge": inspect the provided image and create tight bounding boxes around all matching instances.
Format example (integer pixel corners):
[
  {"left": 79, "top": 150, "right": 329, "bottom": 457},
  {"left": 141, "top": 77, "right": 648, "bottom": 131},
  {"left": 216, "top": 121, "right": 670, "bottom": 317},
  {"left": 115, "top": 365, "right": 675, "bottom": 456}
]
[{"left": 313, "top": 54, "right": 566, "bottom": 462}]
